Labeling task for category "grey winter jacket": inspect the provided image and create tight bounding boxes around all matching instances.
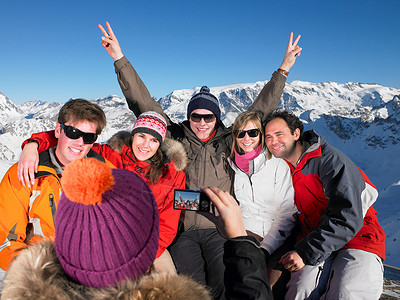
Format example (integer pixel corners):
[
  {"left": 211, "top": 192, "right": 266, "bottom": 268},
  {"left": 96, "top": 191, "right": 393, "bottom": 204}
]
[{"left": 114, "top": 56, "right": 286, "bottom": 230}]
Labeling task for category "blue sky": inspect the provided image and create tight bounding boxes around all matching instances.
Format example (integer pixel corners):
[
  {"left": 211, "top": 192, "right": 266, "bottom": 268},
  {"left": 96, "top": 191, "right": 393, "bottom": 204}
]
[{"left": 1, "top": 0, "right": 399, "bottom": 104}]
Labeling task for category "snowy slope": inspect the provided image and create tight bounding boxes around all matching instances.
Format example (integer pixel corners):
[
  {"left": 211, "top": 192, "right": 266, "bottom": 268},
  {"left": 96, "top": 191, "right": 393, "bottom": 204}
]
[{"left": 0, "top": 80, "right": 399, "bottom": 266}]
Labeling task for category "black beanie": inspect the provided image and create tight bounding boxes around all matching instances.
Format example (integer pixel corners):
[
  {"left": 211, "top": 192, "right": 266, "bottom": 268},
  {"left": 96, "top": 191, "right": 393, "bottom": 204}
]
[{"left": 187, "top": 86, "right": 221, "bottom": 121}]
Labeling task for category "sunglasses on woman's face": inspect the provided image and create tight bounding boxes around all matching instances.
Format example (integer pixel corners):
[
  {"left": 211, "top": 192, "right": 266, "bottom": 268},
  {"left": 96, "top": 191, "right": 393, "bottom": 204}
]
[
  {"left": 234, "top": 128, "right": 260, "bottom": 139},
  {"left": 60, "top": 124, "right": 98, "bottom": 144},
  {"left": 190, "top": 113, "right": 216, "bottom": 123}
]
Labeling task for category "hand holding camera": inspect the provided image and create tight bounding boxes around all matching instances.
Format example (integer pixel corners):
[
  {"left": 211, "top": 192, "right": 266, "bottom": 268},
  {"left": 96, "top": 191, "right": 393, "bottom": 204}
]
[
  {"left": 173, "top": 187, "right": 246, "bottom": 239},
  {"left": 200, "top": 187, "right": 247, "bottom": 239}
]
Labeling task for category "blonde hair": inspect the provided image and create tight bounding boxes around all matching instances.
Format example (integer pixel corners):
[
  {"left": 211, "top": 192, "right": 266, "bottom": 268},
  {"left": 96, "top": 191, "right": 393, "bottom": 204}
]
[{"left": 230, "top": 111, "right": 264, "bottom": 159}]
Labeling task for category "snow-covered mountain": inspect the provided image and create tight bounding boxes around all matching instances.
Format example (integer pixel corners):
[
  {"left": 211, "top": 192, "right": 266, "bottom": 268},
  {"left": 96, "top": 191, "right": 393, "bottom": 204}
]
[
  {"left": 0, "top": 80, "right": 399, "bottom": 266},
  {"left": 0, "top": 93, "right": 136, "bottom": 161}
]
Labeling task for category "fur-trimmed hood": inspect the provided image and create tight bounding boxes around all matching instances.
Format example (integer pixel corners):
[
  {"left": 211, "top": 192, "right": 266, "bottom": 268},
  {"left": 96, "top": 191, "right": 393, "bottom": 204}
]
[
  {"left": 2, "top": 240, "right": 210, "bottom": 300},
  {"left": 107, "top": 131, "right": 188, "bottom": 171}
]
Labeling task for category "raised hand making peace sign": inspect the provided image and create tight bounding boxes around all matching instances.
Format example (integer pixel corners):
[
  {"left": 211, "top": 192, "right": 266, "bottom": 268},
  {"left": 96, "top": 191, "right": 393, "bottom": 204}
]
[
  {"left": 279, "top": 32, "right": 302, "bottom": 74},
  {"left": 98, "top": 21, "right": 124, "bottom": 61}
]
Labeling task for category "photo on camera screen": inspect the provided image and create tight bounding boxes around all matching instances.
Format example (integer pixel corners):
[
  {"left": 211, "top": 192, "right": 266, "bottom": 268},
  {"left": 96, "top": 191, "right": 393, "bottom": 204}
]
[{"left": 173, "top": 189, "right": 210, "bottom": 212}]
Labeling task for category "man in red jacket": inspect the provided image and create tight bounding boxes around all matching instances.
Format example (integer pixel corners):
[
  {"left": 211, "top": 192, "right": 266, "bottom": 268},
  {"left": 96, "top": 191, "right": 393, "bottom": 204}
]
[{"left": 264, "top": 110, "right": 385, "bottom": 299}]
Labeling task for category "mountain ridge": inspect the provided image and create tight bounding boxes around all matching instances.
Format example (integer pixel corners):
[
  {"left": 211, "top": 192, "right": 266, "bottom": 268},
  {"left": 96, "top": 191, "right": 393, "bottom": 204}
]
[{"left": 1, "top": 79, "right": 399, "bottom": 266}]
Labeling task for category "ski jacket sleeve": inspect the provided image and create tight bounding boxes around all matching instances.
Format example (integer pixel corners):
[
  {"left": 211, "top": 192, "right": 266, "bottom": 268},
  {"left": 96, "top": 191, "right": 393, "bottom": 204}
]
[
  {"left": 261, "top": 159, "right": 297, "bottom": 254},
  {"left": 155, "top": 168, "right": 186, "bottom": 257},
  {"left": 114, "top": 56, "right": 173, "bottom": 126},
  {"left": 0, "top": 164, "right": 59, "bottom": 270},
  {"left": 21, "top": 132, "right": 116, "bottom": 169},
  {"left": 22, "top": 130, "right": 57, "bottom": 151},
  {"left": 248, "top": 71, "right": 287, "bottom": 122},
  {"left": 223, "top": 236, "right": 273, "bottom": 300},
  {"left": 295, "top": 145, "right": 367, "bottom": 265}
]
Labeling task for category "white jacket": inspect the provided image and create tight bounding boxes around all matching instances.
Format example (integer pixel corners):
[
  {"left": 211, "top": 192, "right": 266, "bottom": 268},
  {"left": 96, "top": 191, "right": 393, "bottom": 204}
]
[{"left": 228, "top": 150, "right": 297, "bottom": 254}]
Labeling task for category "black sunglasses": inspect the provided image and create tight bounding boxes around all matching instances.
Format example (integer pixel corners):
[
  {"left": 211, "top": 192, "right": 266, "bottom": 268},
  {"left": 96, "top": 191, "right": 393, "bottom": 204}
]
[
  {"left": 234, "top": 128, "right": 260, "bottom": 139},
  {"left": 190, "top": 113, "right": 216, "bottom": 123},
  {"left": 60, "top": 124, "right": 98, "bottom": 144}
]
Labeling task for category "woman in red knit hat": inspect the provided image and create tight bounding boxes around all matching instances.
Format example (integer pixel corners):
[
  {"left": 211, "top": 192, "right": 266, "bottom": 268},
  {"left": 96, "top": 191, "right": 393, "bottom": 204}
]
[{"left": 18, "top": 111, "right": 187, "bottom": 274}]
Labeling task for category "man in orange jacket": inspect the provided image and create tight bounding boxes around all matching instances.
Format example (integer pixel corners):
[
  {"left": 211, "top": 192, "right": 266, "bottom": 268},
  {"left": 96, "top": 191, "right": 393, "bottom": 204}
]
[{"left": 0, "top": 99, "right": 111, "bottom": 288}]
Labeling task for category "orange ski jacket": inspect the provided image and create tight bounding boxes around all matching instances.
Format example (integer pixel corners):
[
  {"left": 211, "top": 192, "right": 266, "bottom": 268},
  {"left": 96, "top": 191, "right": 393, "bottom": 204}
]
[{"left": 0, "top": 149, "right": 111, "bottom": 270}]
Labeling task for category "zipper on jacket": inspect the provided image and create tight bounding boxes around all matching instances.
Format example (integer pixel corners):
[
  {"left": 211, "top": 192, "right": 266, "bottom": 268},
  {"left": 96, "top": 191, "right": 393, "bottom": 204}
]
[
  {"left": 7, "top": 224, "right": 18, "bottom": 241},
  {"left": 49, "top": 193, "right": 56, "bottom": 225}
]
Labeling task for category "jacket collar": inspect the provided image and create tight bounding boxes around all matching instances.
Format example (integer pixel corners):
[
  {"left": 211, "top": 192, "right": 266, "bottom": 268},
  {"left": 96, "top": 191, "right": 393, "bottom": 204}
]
[
  {"left": 35, "top": 148, "right": 107, "bottom": 180},
  {"left": 291, "top": 130, "right": 324, "bottom": 171}
]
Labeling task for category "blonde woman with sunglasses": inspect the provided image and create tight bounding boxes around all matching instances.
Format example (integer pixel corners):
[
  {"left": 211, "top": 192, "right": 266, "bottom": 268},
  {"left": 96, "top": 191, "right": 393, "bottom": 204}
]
[{"left": 228, "top": 111, "right": 297, "bottom": 287}]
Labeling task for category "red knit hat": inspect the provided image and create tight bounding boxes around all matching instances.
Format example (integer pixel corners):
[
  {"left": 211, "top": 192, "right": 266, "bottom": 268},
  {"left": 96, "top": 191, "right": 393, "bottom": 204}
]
[
  {"left": 131, "top": 111, "right": 167, "bottom": 144},
  {"left": 55, "top": 158, "right": 159, "bottom": 288}
]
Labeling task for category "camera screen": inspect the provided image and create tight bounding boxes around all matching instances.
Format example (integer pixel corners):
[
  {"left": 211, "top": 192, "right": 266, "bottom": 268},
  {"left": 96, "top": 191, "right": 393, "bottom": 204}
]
[{"left": 173, "top": 189, "right": 202, "bottom": 211}]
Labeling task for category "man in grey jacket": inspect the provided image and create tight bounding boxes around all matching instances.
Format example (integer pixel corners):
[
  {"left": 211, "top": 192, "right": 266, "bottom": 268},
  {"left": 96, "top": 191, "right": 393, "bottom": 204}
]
[{"left": 98, "top": 21, "right": 301, "bottom": 299}]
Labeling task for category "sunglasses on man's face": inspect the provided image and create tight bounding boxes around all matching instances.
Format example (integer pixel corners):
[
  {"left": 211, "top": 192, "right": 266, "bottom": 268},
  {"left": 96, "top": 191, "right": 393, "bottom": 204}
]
[
  {"left": 60, "top": 124, "right": 98, "bottom": 144},
  {"left": 234, "top": 128, "right": 260, "bottom": 139},
  {"left": 190, "top": 113, "right": 216, "bottom": 123}
]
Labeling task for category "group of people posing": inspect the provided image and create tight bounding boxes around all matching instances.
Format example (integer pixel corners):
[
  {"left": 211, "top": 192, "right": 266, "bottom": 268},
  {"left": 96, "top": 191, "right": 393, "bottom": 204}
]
[{"left": 0, "top": 21, "right": 385, "bottom": 300}]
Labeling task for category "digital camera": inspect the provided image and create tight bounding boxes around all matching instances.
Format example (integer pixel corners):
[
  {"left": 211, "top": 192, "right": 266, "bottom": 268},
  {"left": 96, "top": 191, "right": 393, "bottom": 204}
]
[{"left": 173, "top": 189, "right": 211, "bottom": 212}]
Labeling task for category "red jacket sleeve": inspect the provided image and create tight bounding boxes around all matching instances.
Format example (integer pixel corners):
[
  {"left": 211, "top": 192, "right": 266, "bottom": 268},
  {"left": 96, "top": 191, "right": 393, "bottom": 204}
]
[
  {"left": 21, "top": 131, "right": 124, "bottom": 168},
  {"left": 22, "top": 131, "right": 57, "bottom": 151},
  {"left": 156, "top": 168, "right": 185, "bottom": 258}
]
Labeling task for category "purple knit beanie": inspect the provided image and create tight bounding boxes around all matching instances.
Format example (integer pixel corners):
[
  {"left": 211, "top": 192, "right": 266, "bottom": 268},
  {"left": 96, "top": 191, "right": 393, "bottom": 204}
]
[
  {"left": 55, "top": 158, "right": 159, "bottom": 288},
  {"left": 187, "top": 86, "right": 221, "bottom": 121},
  {"left": 131, "top": 111, "right": 167, "bottom": 144}
]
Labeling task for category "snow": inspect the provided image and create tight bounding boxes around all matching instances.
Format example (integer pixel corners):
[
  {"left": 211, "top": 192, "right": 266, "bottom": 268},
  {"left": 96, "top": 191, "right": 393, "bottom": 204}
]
[{"left": 1, "top": 79, "right": 400, "bottom": 267}]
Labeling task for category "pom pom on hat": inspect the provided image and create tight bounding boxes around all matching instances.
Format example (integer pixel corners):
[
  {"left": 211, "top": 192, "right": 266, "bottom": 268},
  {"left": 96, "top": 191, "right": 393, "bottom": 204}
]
[
  {"left": 55, "top": 158, "right": 159, "bottom": 288},
  {"left": 61, "top": 158, "right": 114, "bottom": 206},
  {"left": 199, "top": 86, "right": 210, "bottom": 93},
  {"left": 187, "top": 86, "right": 221, "bottom": 121}
]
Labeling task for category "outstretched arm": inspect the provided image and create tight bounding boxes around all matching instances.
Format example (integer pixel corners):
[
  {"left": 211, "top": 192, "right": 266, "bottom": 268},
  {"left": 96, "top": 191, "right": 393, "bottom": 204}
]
[
  {"left": 98, "top": 21, "right": 124, "bottom": 61},
  {"left": 250, "top": 32, "right": 302, "bottom": 121},
  {"left": 17, "top": 142, "right": 39, "bottom": 188},
  {"left": 18, "top": 131, "right": 57, "bottom": 187},
  {"left": 100, "top": 22, "right": 170, "bottom": 123},
  {"left": 279, "top": 32, "right": 302, "bottom": 73},
  {"left": 114, "top": 56, "right": 169, "bottom": 122}
]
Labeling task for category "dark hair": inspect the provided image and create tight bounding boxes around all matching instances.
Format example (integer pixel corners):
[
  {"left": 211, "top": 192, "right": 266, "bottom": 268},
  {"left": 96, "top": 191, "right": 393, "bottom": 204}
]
[
  {"left": 264, "top": 110, "right": 304, "bottom": 140},
  {"left": 230, "top": 111, "right": 264, "bottom": 159},
  {"left": 146, "top": 147, "right": 167, "bottom": 184},
  {"left": 57, "top": 99, "right": 106, "bottom": 135}
]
